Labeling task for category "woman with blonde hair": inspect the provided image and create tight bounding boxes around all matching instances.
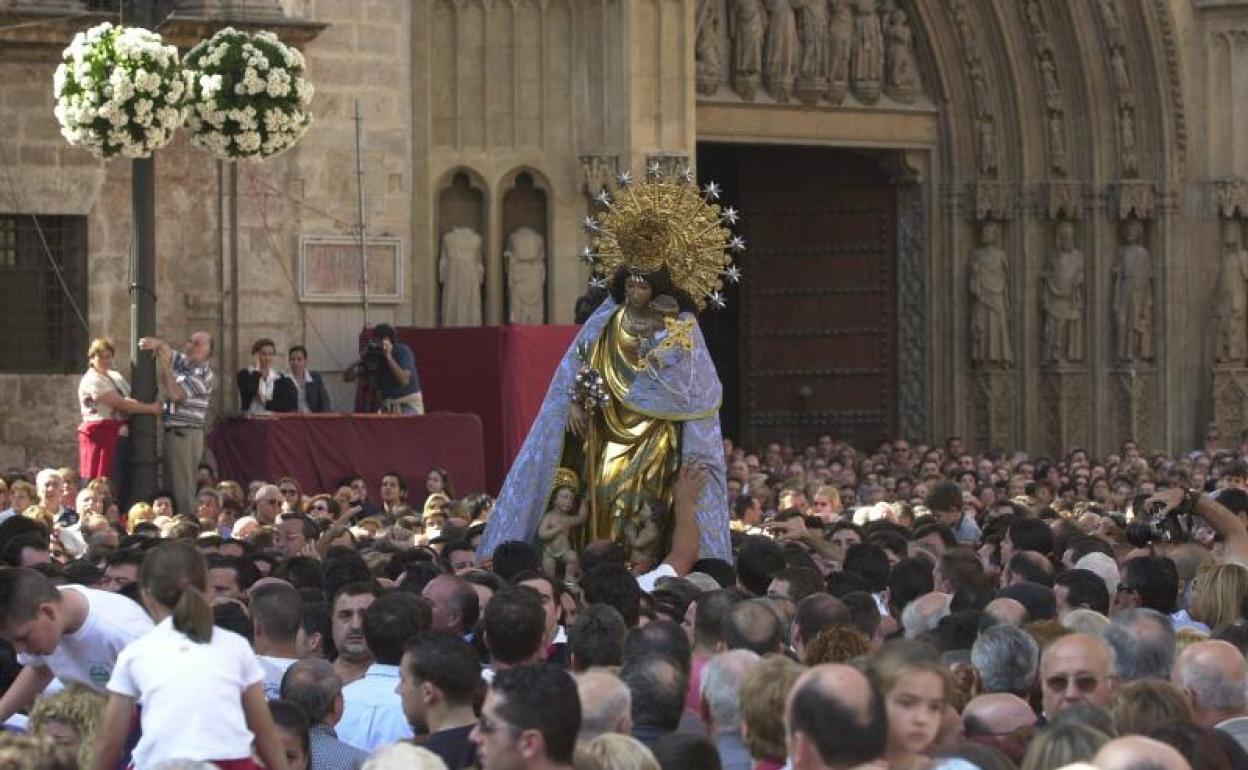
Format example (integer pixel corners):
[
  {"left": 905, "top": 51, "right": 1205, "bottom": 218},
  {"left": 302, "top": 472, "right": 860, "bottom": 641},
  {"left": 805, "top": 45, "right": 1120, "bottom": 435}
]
[
  {"left": 579, "top": 734, "right": 660, "bottom": 770},
  {"left": 29, "top": 685, "right": 106, "bottom": 770},
  {"left": 1191, "top": 563, "right": 1248, "bottom": 632},
  {"left": 77, "top": 337, "right": 163, "bottom": 484},
  {"left": 866, "top": 640, "right": 950, "bottom": 770},
  {"left": 125, "top": 502, "right": 154, "bottom": 534},
  {"left": 1019, "top": 723, "right": 1110, "bottom": 770},
  {"left": 741, "top": 654, "right": 805, "bottom": 770}
]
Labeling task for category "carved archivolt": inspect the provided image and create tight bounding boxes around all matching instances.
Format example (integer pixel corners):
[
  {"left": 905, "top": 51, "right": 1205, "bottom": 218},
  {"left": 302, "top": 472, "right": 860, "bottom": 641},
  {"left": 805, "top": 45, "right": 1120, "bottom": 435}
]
[{"left": 1021, "top": 1, "right": 1068, "bottom": 177}]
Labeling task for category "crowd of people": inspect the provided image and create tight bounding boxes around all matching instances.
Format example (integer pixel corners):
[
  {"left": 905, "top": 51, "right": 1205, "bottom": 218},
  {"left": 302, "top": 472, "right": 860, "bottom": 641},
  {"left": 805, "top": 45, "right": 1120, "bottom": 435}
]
[{"left": 3, "top": 428, "right": 1248, "bottom": 770}]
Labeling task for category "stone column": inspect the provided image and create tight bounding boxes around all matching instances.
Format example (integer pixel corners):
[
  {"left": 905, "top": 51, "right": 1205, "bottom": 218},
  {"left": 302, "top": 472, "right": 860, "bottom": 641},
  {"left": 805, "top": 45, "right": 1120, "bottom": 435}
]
[
  {"left": 1211, "top": 190, "right": 1248, "bottom": 444},
  {"left": 972, "top": 369, "right": 1014, "bottom": 451},
  {"left": 1111, "top": 364, "right": 1158, "bottom": 448},
  {"left": 1041, "top": 367, "right": 1086, "bottom": 453}
]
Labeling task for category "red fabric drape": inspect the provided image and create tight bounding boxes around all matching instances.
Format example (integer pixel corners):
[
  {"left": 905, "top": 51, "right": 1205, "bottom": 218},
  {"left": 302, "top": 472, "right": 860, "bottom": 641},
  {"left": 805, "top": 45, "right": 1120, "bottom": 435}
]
[{"left": 207, "top": 413, "right": 485, "bottom": 501}]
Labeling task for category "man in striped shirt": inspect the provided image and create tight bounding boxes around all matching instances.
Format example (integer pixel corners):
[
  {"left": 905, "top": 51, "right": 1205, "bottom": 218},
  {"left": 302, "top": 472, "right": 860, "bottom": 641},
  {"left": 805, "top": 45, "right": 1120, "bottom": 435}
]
[{"left": 139, "top": 331, "right": 215, "bottom": 517}]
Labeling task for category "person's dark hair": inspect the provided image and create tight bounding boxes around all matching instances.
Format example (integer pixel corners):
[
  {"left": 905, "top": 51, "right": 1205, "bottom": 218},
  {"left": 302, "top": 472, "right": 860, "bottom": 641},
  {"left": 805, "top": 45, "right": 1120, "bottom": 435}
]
[
  {"left": 691, "top": 558, "right": 737, "bottom": 588},
  {"left": 288, "top": 344, "right": 309, "bottom": 359},
  {"left": 721, "top": 599, "right": 783, "bottom": 655},
  {"left": 398, "top": 561, "right": 442, "bottom": 595},
  {"left": 271, "top": 556, "right": 324, "bottom": 593},
  {"left": 867, "top": 530, "right": 909, "bottom": 563},
  {"left": 1214, "top": 621, "right": 1248, "bottom": 659},
  {"left": 1055, "top": 569, "right": 1111, "bottom": 615},
  {"left": 484, "top": 585, "right": 546, "bottom": 665},
  {"left": 380, "top": 471, "right": 408, "bottom": 496},
  {"left": 1, "top": 533, "right": 49, "bottom": 567},
  {"left": 443, "top": 539, "right": 475, "bottom": 564},
  {"left": 623, "top": 619, "right": 692, "bottom": 671},
  {"left": 914, "top": 521, "right": 958, "bottom": 551},
  {"left": 1005, "top": 552, "right": 1055, "bottom": 588},
  {"left": 935, "top": 610, "right": 983, "bottom": 653},
  {"left": 1065, "top": 535, "right": 1114, "bottom": 564},
  {"left": 405, "top": 630, "right": 481, "bottom": 705},
  {"left": 843, "top": 543, "right": 890, "bottom": 593},
  {"left": 205, "top": 554, "right": 260, "bottom": 593},
  {"left": 268, "top": 698, "right": 311, "bottom": 756},
  {"left": 142, "top": 541, "right": 213, "bottom": 643},
  {"left": 1147, "top": 723, "right": 1233, "bottom": 770},
  {"left": 103, "top": 548, "right": 145, "bottom": 570},
  {"left": 362, "top": 592, "right": 431, "bottom": 665},
  {"left": 0, "top": 567, "right": 59, "bottom": 626},
  {"left": 608, "top": 266, "right": 696, "bottom": 313},
  {"left": 620, "top": 654, "right": 688, "bottom": 732},
  {"left": 1008, "top": 519, "right": 1054, "bottom": 556},
  {"left": 951, "top": 573, "right": 997, "bottom": 613},
  {"left": 299, "top": 601, "right": 333, "bottom": 659},
  {"left": 62, "top": 561, "right": 103, "bottom": 588},
  {"left": 580, "top": 541, "right": 627, "bottom": 576},
  {"left": 322, "top": 554, "right": 374, "bottom": 608},
  {"left": 925, "top": 481, "right": 963, "bottom": 513},
  {"left": 693, "top": 587, "right": 747, "bottom": 649},
  {"left": 939, "top": 547, "right": 987, "bottom": 594},
  {"left": 582, "top": 564, "right": 642, "bottom": 627},
  {"left": 568, "top": 603, "right": 627, "bottom": 671},
  {"left": 213, "top": 600, "right": 251, "bottom": 642},
  {"left": 826, "top": 571, "right": 871, "bottom": 597},
  {"left": 842, "top": 591, "right": 882, "bottom": 641},
  {"left": 737, "top": 536, "right": 787, "bottom": 596},
  {"left": 250, "top": 581, "right": 303, "bottom": 643},
  {"left": 888, "top": 558, "right": 935, "bottom": 614},
  {"left": 492, "top": 663, "right": 581, "bottom": 764},
  {"left": 788, "top": 670, "right": 888, "bottom": 768},
  {"left": 1121, "top": 556, "right": 1180, "bottom": 614},
  {"left": 492, "top": 541, "right": 541, "bottom": 583},
  {"left": 770, "top": 567, "right": 824, "bottom": 603},
  {"left": 372, "top": 323, "right": 396, "bottom": 343},
  {"left": 997, "top": 582, "right": 1057, "bottom": 621},
  {"left": 652, "top": 732, "right": 724, "bottom": 770},
  {"left": 795, "top": 593, "right": 850, "bottom": 646}
]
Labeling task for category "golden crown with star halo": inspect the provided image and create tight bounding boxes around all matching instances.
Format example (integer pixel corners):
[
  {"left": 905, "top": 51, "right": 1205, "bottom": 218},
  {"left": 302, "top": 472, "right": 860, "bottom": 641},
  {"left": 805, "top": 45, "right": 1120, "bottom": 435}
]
[
  {"left": 581, "top": 165, "right": 744, "bottom": 311},
  {"left": 552, "top": 467, "right": 581, "bottom": 495}
]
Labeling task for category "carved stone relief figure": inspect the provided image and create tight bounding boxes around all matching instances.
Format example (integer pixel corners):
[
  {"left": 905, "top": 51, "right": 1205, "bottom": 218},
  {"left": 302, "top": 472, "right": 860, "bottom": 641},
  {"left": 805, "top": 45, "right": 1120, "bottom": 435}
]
[
  {"left": 851, "top": 0, "right": 883, "bottom": 103},
  {"left": 969, "top": 64, "right": 991, "bottom": 119},
  {"left": 970, "top": 221, "right": 1013, "bottom": 366},
  {"left": 977, "top": 116, "right": 998, "bottom": 176},
  {"left": 1110, "top": 47, "right": 1131, "bottom": 100},
  {"left": 505, "top": 226, "right": 547, "bottom": 326},
  {"left": 731, "top": 0, "right": 766, "bottom": 100},
  {"left": 764, "top": 0, "right": 799, "bottom": 102},
  {"left": 1024, "top": 0, "right": 1044, "bottom": 36},
  {"left": 1120, "top": 106, "right": 1139, "bottom": 176},
  {"left": 1216, "top": 220, "right": 1248, "bottom": 363},
  {"left": 1112, "top": 218, "right": 1154, "bottom": 362},
  {"left": 794, "top": 0, "right": 829, "bottom": 102},
  {"left": 884, "top": 8, "right": 918, "bottom": 103},
  {"left": 1042, "top": 221, "right": 1084, "bottom": 364},
  {"left": 1040, "top": 55, "right": 1061, "bottom": 112},
  {"left": 1048, "top": 112, "right": 1067, "bottom": 175},
  {"left": 827, "top": 0, "right": 854, "bottom": 103},
  {"left": 440, "top": 226, "right": 484, "bottom": 327},
  {"left": 695, "top": 0, "right": 723, "bottom": 96}
]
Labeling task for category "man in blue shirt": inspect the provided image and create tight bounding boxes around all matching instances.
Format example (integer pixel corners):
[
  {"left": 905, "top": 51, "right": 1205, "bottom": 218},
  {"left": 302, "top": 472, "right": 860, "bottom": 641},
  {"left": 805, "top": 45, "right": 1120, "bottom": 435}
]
[{"left": 349, "top": 324, "right": 423, "bottom": 415}]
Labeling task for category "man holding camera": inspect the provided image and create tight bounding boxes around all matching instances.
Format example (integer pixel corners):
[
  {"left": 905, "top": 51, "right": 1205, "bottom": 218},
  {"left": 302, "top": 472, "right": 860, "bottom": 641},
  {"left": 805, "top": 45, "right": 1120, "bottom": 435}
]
[{"left": 346, "top": 323, "right": 424, "bottom": 415}]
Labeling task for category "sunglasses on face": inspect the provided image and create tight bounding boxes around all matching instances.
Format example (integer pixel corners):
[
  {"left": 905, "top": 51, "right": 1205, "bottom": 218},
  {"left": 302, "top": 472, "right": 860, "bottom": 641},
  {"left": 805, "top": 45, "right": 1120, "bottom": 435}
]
[
  {"left": 311, "top": 503, "right": 329, "bottom": 512},
  {"left": 280, "top": 488, "right": 298, "bottom": 496},
  {"left": 1044, "top": 674, "right": 1103, "bottom": 693}
]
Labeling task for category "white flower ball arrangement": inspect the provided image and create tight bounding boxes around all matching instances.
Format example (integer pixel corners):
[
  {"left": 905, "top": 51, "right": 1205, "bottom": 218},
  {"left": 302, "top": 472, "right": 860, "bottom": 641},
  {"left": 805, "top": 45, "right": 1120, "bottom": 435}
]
[
  {"left": 52, "top": 22, "right": 190, "bottom": 159},
  {"left": 184, "top": 28, "right": 314, "bottom": 160}
]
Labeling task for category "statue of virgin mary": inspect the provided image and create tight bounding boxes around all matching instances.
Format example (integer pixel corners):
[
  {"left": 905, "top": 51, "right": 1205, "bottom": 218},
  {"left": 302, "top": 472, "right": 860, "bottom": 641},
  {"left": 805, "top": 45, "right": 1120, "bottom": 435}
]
[{"left": 479, "top": 169, "right": 740, "bottom": 566}]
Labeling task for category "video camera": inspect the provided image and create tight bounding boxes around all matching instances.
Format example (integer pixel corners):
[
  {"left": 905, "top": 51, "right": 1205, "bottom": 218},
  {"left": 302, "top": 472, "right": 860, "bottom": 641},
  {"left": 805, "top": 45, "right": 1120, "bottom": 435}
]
[{"left": 1125, "top": 493, "right": 1195, "bottom": 548}]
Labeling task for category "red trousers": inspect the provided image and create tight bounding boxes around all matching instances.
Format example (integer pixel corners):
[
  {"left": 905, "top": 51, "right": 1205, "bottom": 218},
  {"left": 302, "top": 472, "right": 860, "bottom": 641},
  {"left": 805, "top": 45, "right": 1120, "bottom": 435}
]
[{"left": 78, "top": 419, "right": 124, "bottom": 480}]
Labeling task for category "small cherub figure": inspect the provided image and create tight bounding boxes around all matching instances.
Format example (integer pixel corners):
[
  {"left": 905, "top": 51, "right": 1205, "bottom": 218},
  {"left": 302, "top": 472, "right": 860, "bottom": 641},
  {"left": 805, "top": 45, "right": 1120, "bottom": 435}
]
[
  {"left": 621, "top": 497, "right": 664, "bottom": 574},
  {"left": 538, "top": 468, "right": 589, "bottom": 581},
  {"left": 640, "top": 295, "right": 694, "bottom": 369}
]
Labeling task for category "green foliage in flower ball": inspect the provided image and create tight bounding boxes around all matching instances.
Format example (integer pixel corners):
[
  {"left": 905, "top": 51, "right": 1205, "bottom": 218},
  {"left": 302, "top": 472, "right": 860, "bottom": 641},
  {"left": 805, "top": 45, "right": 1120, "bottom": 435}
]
[
  {"left": 52, "top": 22, "right": 190, "bottom": 159},
  {"left": 184, "top": 27, "right": 314, "bottom": 160}
]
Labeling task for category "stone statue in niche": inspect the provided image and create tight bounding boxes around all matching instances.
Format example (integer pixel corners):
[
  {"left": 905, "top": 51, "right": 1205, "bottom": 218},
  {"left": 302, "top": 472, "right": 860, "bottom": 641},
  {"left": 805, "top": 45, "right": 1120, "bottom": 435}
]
[
  {"left": 827, "top": 0, "right": 854, "bottom": 103},
  {"left": 1048, "top": 112, "right": 1067, "bottom": 174},
  {"left": 1024, "top": 0, "right": 1044, "bottom": 35},
  {"left": 969, "top": 64, "right": 991, "bottom": 119},
  {"left": 969, "top": 220, "right": 1013, "bottom": 366},
  {"left": 851, "top": 0, "right": 883, "bottom": 103},
  {"left": 1110, "top": 47, "right": 1131, "bottom": 100},
  {"left": 763, "top": 0, "right": 798, "bottom": 102},
  {"left": 505, "top": 226, "right": 547, "bottom": 326},
  {"left": 884, "top": 8, "right": 918, "bottom": 103},
  {"left": 1040, "top": 55, "right": 1061, "bottom": 112},
  {"left": 1119, "top": 107, "right": 1138, "bottom": 176},
  {"left": 730, "top": 0, "right": 766, "bottom": 99},
  {"left": 1215, "top": 220, "right": 1248, "bottom": 363},
  {"left": 1042, "top": 221, "right": 1085, "bottom": 364},
  {"left": 439, "top": 226, "right": 484, "bottom": 327},
  {"left": 695, "top": 0, "right": 723, "bottom": 96},
  {"left": 977, "top": 116, "right": 998, "bottom": 176},
  {"left": 793, "top": 0, "right": 829, "bottom": 102},
  {"left": 1112, "top": 218, "right": 1154, "bottom": 362}
]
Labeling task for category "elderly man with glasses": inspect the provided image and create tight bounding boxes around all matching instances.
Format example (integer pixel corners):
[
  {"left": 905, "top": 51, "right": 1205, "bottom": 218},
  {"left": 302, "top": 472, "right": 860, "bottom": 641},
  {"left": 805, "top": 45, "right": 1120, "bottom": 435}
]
[
  {"left": 253, "top": 484, "right": 285, "bottom": 525},
  {"left": 1038, "top": 632, "right": 1117, "bottom": 718}
]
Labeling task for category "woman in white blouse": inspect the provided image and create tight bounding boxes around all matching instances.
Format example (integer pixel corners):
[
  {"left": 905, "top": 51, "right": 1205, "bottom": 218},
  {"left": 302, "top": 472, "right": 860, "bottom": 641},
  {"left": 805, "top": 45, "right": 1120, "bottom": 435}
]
[{"left": 77, "top": 338, "right": 162, "bottom": 485}]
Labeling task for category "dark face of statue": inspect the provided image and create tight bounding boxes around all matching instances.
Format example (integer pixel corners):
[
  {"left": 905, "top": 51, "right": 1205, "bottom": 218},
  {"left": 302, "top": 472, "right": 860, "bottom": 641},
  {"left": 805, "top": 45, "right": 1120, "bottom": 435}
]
[{"left": 625, "top": 275, "right": 654, "bottom": 309}]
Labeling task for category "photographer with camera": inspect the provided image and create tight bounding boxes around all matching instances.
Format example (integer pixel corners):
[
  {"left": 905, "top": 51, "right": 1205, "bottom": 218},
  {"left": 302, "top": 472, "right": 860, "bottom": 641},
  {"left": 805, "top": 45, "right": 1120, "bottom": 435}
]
[
  {"left": 1143, "top": 486, "right": 1248, "bottom": 565},
  {"left": 344, "top": 323, "right": 424, "bottom": 415}
]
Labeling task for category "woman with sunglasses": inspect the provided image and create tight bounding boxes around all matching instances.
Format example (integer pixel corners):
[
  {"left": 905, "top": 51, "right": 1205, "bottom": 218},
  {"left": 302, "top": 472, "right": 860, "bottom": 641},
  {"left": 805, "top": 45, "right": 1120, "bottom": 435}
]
[{"left": 275, "top": 476, "right": 304, "bottom": 514}]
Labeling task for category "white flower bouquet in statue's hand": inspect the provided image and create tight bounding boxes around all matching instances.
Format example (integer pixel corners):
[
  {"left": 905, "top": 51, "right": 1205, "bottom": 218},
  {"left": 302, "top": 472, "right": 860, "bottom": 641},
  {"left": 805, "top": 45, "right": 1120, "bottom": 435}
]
[
  {"left": 183, "top": 27, "right": 314, "bottom": 160},
  {"left": 52, "top": 22, "right": 190, "bottom": 159}
]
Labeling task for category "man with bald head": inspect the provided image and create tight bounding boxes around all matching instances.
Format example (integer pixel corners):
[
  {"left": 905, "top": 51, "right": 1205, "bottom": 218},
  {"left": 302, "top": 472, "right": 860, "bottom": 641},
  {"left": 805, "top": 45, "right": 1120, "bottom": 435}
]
[
  {"left": 1039, "top": 632, "right": 1116, "bottom": 717},
  {"left": 575, "top": 669, "right": 632, "bottom": 741},
  {"left": 1095, "top": 736, "right": 1192, "bottom": 770},
  {"left": 901, "top": 592, "right": 951, "bottom": 639},
  {"left": 785, "top": 664, "right": 887, "bottom": 770},
  {"left": 1173, "top": 640, "right": 1248, "bottom": 752},
  {"left": 962, "top": 693, "right": 1036, "bottom": 737},
  {"left": 984, "top": 597, "right": 1028, "bottom": 627}
]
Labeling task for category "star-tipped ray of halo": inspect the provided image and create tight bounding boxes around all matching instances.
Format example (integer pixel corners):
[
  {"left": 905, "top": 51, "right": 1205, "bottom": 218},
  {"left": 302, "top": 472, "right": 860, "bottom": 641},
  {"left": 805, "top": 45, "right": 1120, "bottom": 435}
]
[
  {"left": 723, "top": 265, "right": 742, "bottom": 284},
  {"left": 617, "top": 170, "right": 633, "bottom": 187},
  {"left": 588, "top": 275, "right": 608, "bottom": 290},
  {"left": 681, "top": 167, "right": 696, "bottom": 183},
  {"left": 647, "top": 161, "right": 662, "bottom": 178},
  {"left": 721, "top": 206, "right": 739, "bottom": 225},
  {"left": 578, "top": 246, "right": 597, "bottom": 265},
  {"left": 703, "top": 181, "right": 721, "bottom": 201},
  {"left": 707, "top": 290, "right": 726, "bottom": 310},
  {"left": 728, "top": 235, "right": 746, "bottom": 253},
  {"left": 594, "top": 188, "right": 612, "bottom": 207},
  {"left": 582, "top": 215, "right": 600, "bottom": 233}
]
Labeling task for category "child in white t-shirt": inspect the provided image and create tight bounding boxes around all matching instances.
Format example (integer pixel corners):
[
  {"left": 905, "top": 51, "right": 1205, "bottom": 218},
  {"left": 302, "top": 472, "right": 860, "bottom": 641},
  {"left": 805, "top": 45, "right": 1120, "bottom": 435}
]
[
  {"left": 0, "top": 568, "right": 153, "bottom": 723},
  {"left": 91, "top": 542, "right": 289, "bottom": 770}
]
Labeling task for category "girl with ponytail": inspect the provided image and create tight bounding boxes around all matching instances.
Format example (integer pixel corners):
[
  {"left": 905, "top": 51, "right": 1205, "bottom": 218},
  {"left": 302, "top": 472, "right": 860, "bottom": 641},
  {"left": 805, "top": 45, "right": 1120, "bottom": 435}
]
[{"left": 91, "top": 541, "right": 289, "bottom": 770}]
